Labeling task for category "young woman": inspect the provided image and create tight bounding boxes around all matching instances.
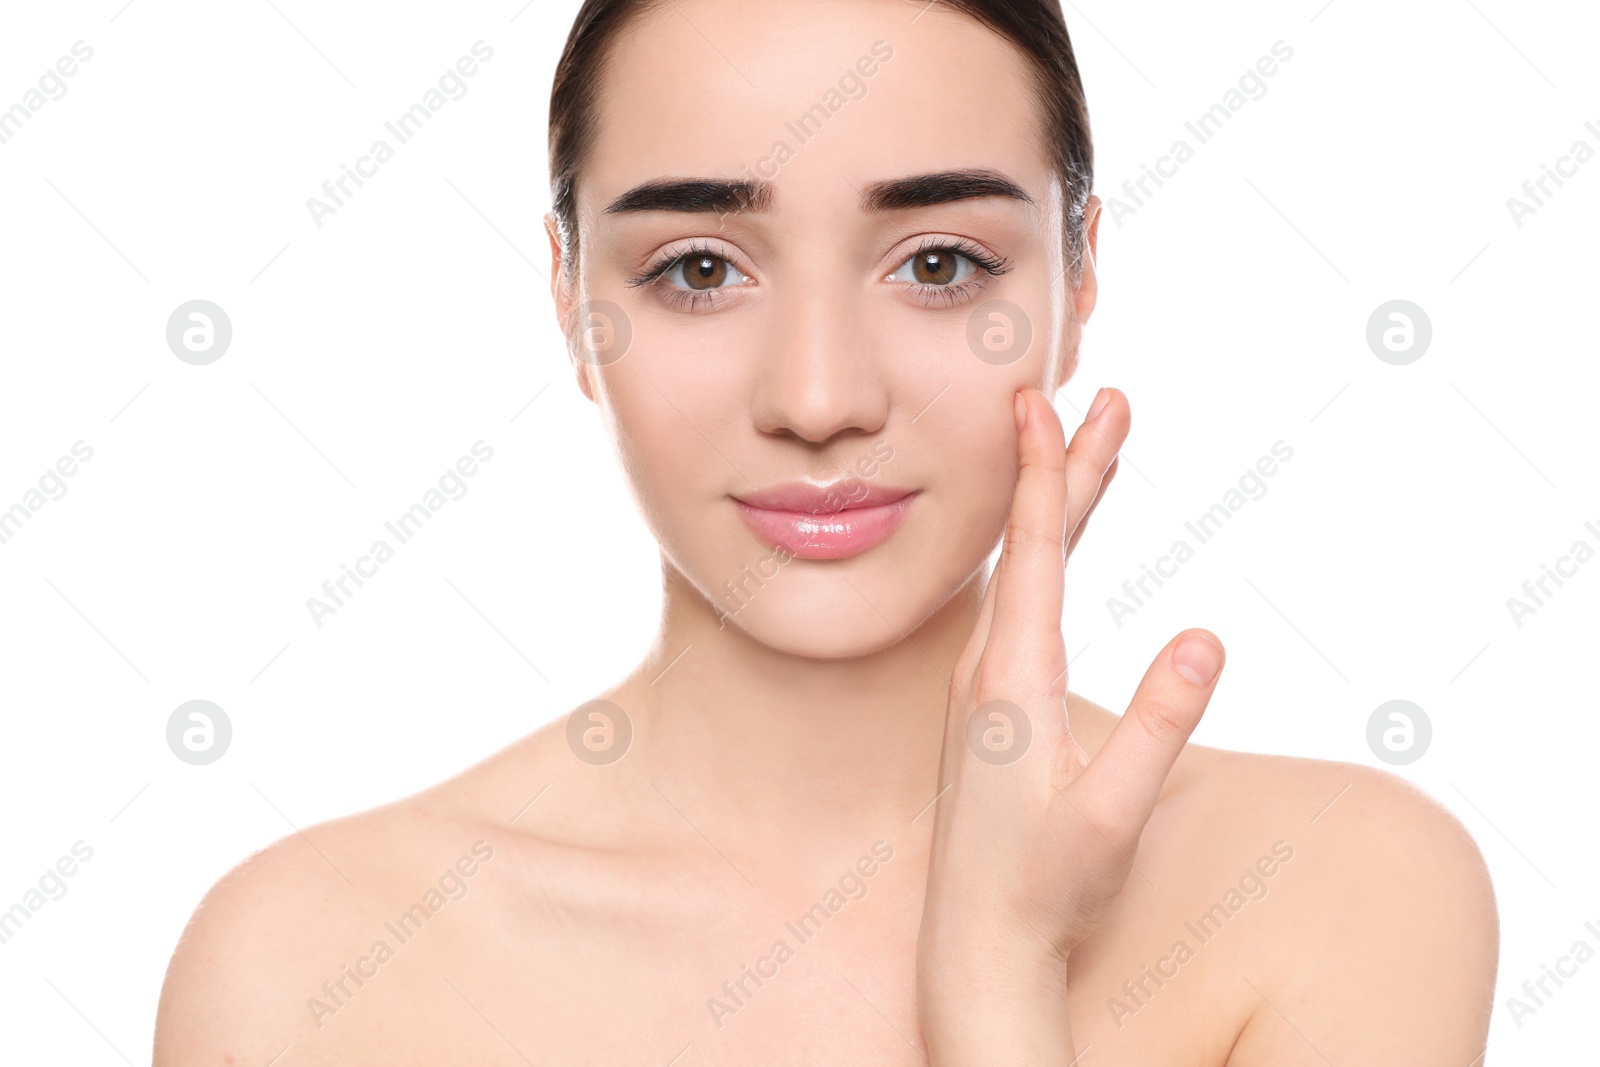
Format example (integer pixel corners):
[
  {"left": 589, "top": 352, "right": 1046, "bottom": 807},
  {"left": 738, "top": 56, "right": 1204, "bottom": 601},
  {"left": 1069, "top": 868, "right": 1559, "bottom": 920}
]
[{"left": 154, "top": 0, "right": 1498, "bottom": 1062}]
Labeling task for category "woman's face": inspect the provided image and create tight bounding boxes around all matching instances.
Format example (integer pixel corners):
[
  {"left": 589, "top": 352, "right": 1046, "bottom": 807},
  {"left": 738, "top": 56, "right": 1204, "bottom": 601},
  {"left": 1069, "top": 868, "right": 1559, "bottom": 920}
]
[{"left": 548, "top": 0, "right": 1099, "bottom": 659}]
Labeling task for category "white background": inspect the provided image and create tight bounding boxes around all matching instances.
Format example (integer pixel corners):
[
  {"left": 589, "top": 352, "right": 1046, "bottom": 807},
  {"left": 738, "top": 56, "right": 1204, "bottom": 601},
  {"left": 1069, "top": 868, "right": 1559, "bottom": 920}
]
[{"left": 0, "top": 0, "right": 1595, "bottom": 1061}]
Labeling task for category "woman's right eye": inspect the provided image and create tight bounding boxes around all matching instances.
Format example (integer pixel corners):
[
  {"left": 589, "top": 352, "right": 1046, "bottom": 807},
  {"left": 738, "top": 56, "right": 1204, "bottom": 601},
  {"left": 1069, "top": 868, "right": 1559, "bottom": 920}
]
[{"left": 661, "top": 252, "right": 749, "bottom": 292}]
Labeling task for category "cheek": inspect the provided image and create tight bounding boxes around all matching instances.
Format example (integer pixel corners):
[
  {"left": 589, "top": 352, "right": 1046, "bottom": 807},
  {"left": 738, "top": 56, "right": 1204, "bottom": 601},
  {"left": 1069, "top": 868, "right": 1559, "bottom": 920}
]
[
  {"left": 607, "top": 383, "right": 710, "bottom": 525},
  {"left": 600, "top": 363, "right": 749, "bottom": 575},
  {"left": 935, "top": 409, "right": 1019, "bottom": 555}
]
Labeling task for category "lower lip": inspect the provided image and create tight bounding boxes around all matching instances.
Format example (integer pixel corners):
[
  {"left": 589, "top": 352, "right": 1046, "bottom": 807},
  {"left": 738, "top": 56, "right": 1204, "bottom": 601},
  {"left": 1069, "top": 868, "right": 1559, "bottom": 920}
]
[{"left": 734, "top": 493, "right": 918, "bottom": 560}]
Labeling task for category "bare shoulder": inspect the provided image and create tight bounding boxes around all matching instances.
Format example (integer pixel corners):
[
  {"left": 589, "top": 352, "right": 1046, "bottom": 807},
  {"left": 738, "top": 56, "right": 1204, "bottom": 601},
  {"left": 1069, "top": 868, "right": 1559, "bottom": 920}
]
[
  {"left": 1174, "top": 742, "right": 1499, "bottom": 1063},
  {"left": 1066, "top": 692, "right": 1495, "bottom": 1060},
  {"left": 1173, "top": 739, "right": 1494, "bottom": 869},
  {"left": 152, "top": 724, "right": 574, "bottom": 1066}
]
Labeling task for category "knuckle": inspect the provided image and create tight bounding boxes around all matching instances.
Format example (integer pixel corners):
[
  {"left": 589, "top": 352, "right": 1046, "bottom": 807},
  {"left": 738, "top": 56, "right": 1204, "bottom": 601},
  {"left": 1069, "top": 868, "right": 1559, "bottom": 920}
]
[
  {"left": 1002, "top": 516, "right": 1035, "bottom": 553},
  {"left": 1001, "top": 519, "right": 1058, "bottom": 567},
  {"left": 1075, "top": 784, "right": 1136, "bottom": 843},
  {"left": 1134, "top": 693, "right": 1192, "bottom": 744},
  {"left": 972, "top": 660, "right": 1021, "bottom": 705}
]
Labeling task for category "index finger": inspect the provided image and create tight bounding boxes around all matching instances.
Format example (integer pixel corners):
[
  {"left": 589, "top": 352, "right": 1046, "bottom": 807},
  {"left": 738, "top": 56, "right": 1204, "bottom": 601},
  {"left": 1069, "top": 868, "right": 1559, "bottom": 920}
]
[{"left": 978, "top": 387, "right": 1069, "bottom": 690}]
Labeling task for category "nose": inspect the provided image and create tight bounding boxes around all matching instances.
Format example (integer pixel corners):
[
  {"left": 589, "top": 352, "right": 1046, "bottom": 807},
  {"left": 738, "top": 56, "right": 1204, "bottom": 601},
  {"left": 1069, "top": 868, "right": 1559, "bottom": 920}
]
[{"left": 750, "top": 291, "right": 890, "bottom": 444}]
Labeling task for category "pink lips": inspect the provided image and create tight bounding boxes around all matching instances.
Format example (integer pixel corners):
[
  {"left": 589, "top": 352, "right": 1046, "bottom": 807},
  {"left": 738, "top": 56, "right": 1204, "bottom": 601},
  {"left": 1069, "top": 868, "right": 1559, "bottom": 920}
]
[{"left": 732, "top": 482, "right": 919, "bottom": 560}]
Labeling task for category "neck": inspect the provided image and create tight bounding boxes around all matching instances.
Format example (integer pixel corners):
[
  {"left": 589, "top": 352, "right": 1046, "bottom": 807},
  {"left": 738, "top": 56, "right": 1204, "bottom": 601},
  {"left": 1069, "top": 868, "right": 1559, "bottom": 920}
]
[{"left": 613, "top": 558, "right": 986, "bottom": 864}]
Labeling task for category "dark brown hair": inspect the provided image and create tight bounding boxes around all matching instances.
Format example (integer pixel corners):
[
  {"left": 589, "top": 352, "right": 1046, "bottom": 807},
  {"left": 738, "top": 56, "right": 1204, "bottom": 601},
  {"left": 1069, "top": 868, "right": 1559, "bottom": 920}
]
[{"left": 548, "top": 0, "right": 1093, "bottom": 285}]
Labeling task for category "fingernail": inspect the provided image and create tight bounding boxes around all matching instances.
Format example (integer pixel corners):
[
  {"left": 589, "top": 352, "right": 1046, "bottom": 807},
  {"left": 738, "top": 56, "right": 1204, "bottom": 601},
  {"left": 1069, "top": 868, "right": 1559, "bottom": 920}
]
[
  {"left": 1087, "top": 388, "right": 1110, "bottom": 422},
  {"left": 1014, "top": 391, "right": 1028, "bottom": 431},
  {"left": 1172, "top": 632, "right": 1222, "bottom": 686}
]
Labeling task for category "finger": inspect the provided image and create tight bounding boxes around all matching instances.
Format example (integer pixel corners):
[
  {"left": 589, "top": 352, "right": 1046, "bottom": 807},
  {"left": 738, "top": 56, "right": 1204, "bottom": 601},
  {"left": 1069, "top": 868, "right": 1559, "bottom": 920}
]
[
  {"left": 1067, "top": 455, "right": 1117, "bottom": 560},
  {"left": 963, "top": 561, "right": 1002, "bottom": 674},
  {"left": 979, "top": 387, "right": 1070, "bottom": 686},
  {"left": 967, "top": 390, "right": 1114, "bottom": 665},
  {"left": 1069, "top": 629, "right": 1224, "bottom": 837},
  {"left": 1062, "top": 388, "right": 1124, "bottom": 543}
]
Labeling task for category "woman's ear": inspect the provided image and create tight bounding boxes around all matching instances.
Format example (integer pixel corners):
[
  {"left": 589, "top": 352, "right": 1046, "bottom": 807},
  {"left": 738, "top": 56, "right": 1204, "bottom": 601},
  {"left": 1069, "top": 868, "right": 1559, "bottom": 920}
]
[
  {"left": 1072, "top": 194, "right": 1102, "bottom": 327},
  {"left": 544, "top": 212, "right": 597, "bottom": 404},
  {"left": 1054, "top": 195, "right": 1102, "bottom": 393},
  {"left": 544, "top": 211, "right": 570, "bottom": 319}
]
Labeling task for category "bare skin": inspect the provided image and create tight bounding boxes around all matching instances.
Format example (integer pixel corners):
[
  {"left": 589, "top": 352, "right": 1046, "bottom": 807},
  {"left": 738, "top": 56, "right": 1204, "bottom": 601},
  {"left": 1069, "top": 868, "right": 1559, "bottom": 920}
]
[
  {"left": 152, "top": 677, "right": 1496, "bottom": 1064},
  {"left": 154, "top": 0, "right": 1497, "bottom": 1062}
]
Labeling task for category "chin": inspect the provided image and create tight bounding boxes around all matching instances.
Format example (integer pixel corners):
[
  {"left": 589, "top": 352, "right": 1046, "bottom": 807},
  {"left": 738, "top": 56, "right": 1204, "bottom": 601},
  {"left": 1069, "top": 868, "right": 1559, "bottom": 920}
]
[
  {"left": 700, "top": 543, "right": 985, "bottom": 661},
  {"left": 715, "top": 597, "right": 912, "bottom": 660}
]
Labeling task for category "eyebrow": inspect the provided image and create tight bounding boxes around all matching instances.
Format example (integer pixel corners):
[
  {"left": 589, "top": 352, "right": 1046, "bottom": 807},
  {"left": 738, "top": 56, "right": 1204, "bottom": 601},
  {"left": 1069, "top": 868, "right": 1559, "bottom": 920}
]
[
  {"left": 604, "top": 177, "right": 773, "bottom": 216},
  {"left": 860, "top": 169, "right": 1035, "bottom": 212},
  {"left": 602, "top": 168, "right": 1034, "bottom": 216}
]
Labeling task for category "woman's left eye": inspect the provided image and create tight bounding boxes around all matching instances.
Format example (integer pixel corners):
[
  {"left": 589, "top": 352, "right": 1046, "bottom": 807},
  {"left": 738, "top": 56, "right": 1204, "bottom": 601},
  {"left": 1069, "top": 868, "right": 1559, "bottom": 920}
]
[
  {"left": 889, "top": 248, "right": 980, "bottom": 287},
  {"left": 662, "top": 253, "right": 749, "bottom": 291}
]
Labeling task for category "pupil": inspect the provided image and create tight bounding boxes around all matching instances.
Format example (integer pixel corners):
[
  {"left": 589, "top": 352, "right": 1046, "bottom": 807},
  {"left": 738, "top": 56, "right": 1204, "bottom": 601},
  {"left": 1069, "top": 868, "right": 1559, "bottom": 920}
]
[
  {"left": 686, "top": 255, "right": 726, "bottom": 290},
  {"left": 917, "top": 253, "right": 955, "bottom": 285}
]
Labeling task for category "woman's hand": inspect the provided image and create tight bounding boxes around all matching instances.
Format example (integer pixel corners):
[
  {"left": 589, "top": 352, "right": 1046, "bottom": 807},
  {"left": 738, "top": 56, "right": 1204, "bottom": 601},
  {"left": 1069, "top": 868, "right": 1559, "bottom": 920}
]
[{"left": 916, "top": 386, "right": 1227, "bottom": 1063}]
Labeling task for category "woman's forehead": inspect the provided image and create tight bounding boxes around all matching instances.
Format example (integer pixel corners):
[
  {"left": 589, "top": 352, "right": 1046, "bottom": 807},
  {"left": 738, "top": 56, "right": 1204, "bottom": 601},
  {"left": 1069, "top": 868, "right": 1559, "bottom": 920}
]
[{"left": 580, "top": 0, "right": 1052, "bottom": 216}]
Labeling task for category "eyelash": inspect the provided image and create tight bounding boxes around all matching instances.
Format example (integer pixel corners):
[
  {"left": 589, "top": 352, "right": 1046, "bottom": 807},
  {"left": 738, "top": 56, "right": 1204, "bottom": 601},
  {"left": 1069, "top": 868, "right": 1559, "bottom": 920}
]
[
  {"left": 625, "top": 237, "right": 1013, "bottom": 312},
  {"left": 626, "top": 241, "right": 742, "bottom": 313},
  {"left": 900, "top": 237, "right": 1012, "bottom": 308}
]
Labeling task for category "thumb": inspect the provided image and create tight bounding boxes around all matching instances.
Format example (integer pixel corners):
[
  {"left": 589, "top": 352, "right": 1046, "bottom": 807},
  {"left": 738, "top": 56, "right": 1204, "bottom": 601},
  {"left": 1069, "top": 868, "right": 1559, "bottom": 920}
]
[{"left": 1069, "top": 629, "right": 1224, "bottom": 840}]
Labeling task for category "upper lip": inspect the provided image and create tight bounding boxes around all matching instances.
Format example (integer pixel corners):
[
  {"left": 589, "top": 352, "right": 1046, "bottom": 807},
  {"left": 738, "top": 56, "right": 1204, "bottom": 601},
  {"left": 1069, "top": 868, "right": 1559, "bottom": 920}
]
[{"left": 733, "top": 481, "right": 918, "bottom": 514}]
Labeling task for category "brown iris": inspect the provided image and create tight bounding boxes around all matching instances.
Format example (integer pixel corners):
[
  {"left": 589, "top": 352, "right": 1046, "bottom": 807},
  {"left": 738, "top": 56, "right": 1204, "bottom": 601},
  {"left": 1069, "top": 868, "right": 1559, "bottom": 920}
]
[
  {"left": 911, "top": 251, "right": 959, "bottom": 285},
  {"left": 684, "top": 254, "right": 728, "bottom": 290}
]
